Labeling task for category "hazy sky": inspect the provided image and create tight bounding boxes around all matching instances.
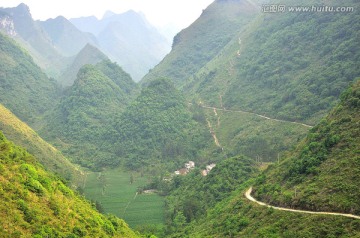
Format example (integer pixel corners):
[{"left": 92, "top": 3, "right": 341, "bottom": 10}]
[{"left": 0, "top": 0, "right": 214, "bottom": 29}]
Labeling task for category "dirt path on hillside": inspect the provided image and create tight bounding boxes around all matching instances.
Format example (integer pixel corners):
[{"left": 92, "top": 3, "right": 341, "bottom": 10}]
[
  {"left": 201, "top": 105, "right": 313, "bottom": 128},
  {"left": 245, "top": 187, "right": 360, "bottom": 220},
  {"left": 206, "top": 118, "right": 221, "bottom": 148}
]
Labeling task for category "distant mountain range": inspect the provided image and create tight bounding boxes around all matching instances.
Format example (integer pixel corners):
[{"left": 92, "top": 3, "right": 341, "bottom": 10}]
[
  {"left": 0, "top": 3, "right": 171, "bottom": 83},
  {"left": 70, "top": 10, "right": 171, "bottom": 82},
  {"left": 39, "top": 16, "right": 99, "bottom": 57}
]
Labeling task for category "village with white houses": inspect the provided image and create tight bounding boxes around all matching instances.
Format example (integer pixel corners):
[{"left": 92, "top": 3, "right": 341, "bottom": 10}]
[{"left": 174, "top": 161, "right": 216, "bottom": 176}]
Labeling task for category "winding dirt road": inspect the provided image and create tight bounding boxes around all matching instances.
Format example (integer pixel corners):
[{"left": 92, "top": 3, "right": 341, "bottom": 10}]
[
  {"left": 201, "top": 105, "right": 313, "bottom": 128},
  {"left": 245, "top": 187, "right": 360, "bottom": 220}
]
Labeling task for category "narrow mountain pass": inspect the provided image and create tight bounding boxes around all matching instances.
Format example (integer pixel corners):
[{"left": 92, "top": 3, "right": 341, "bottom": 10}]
[{"left": 245, "top": 187, "right": 360, "bottom": 220}]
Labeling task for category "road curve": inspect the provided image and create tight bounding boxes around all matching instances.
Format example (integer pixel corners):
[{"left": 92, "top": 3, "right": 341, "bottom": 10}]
[{"left": 245, "top": 187, "right": 360, "bottom": 220}]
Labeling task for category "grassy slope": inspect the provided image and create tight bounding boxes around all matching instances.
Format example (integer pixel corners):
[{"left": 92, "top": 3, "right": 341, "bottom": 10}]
[
  {"left": 0, "top": 131, "right": 140, "bottom": 237},
  {"left": 142, "top": 0, "right": 359, "bottom": 164},
  {"left": 0, "top": 103, "right": 83, "bottom": 186},
  {"left": 254, "top": 79, "right": 360, "bottom": 214}
]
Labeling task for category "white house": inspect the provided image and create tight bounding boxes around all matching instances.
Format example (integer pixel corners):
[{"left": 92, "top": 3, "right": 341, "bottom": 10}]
[
  {"left": 206, "top": 163, "right": 216, "bottom": 172},
  {"left": 185, "top": 161, "right": 195, "bottom": 169}
]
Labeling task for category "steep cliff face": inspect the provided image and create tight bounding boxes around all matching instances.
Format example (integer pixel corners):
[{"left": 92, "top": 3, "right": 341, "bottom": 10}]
[
  {"left": 0, "top": 3, "right": 67, "bottom": 78},
  {"left": 0, "top": 14, "right": 16, "bottom": 36}
]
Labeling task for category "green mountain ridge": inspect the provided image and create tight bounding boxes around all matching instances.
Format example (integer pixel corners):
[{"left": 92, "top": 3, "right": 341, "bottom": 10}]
[{"left": 41, "top": 60, "right": 138, "bottom": 168}]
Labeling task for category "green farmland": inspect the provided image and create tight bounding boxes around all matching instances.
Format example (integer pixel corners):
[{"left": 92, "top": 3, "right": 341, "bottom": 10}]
[{"left": 82, "top": 168, "right": 165, "bottom": 228}]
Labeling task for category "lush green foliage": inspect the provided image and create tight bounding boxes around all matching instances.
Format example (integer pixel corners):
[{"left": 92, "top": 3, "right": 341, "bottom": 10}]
[
  {"left": 92, "top": 60, "right": 139, "bottom": 100},
  {"left": 0, "top": 131, "right": 140, "bottom": 237},
  {"left": 0, "top": 32, "right": 60, "bottom": 126},
  {"left": 104, "top": 78, "right": 212, "bottom": 170},
  {"left": 223, "top": 0, "right": 360, "bottom": 124},
  {"left": 1, "top": 1, "right": 359, "bottom": 237},
  {"left": 41, "top": 60, "right": 138, "bottom": 168},
  {"left": 164, "top": 155, "right": 257, "bottom": 235},
  {"left": 254, "top": 79, "right": 360, "bottom": 214}
]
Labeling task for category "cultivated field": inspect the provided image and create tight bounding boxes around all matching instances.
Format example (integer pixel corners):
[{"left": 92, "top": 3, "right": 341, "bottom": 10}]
[{"left": 83, "top": 168, "right": 165, "bottom": 227}]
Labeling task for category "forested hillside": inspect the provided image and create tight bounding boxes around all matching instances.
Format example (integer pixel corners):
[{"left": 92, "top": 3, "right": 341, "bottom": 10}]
[
  {"left": 222, "top": 1, "right": 360, "bottom": 124},
  {"left": 103, "top": 78, "right": 212, "bottom": 170},
  {"left": 0, "top": 132, "right": 140, "bottom": 237},
  {"left": 164, "top": 155, "right": 257, "bottom": 236},
  {"left": 253, "top": 79, "right": 360, "bottom": 214},
  {"left": 41, "top": 60, "right": 138, "bottom": 168},
  {"left": 145, "top": 0, "right": 359, "bottom": 125}
]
